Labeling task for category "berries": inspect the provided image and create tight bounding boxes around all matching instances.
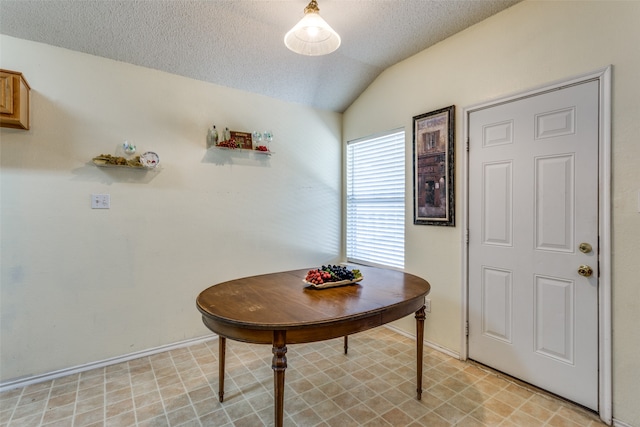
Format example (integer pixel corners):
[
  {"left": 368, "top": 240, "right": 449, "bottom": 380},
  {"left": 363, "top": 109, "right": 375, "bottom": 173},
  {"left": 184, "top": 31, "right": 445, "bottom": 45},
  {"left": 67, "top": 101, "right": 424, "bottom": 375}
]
[
  {"left": 304, "top": 265, "right": 362, "bottom": 284},
  {"left": 256, "top": 145, "right": 269, "bottom": 152}
]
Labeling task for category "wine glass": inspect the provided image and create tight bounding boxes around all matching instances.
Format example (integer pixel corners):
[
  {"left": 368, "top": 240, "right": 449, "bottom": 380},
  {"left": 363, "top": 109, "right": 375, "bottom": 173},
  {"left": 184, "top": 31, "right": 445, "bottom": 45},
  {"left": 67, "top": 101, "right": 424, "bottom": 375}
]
[
  {"left": 252, "top": 131, "right": 262, "bottom": 150},
  {"left": 123, "top": 141, "right": 136, "bottom": 155}
]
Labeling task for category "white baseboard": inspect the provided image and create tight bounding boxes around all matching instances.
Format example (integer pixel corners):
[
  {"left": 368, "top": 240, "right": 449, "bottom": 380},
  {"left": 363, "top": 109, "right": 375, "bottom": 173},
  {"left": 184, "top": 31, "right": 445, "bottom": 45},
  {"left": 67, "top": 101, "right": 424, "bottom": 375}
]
[
  {"left": 612, "top": 419, "right": 633, "bottom": 427},
  {"left": 0, "top": 335, "right": 218, "bottom": 393},
  {"left": 383, "top": 324, "right": 461, "bottom": 359}
]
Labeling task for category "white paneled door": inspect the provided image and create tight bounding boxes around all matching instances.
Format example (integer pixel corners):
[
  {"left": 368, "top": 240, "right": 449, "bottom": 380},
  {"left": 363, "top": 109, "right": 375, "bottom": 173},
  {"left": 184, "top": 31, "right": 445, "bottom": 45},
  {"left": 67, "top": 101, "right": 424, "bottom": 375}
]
[{"left": 468, "top": 80, "right": 599, "bottom": 410}]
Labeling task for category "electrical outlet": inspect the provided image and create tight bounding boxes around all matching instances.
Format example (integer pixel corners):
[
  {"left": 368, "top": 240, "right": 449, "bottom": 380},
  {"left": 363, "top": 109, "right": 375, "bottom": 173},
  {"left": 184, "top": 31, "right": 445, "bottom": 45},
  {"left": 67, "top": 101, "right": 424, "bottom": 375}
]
[
  {"left": 425, "top": 298, "right": 431, "bottom": 313},
  {"left": 91, "top": 194, "right": 110, "bottom": 209}
]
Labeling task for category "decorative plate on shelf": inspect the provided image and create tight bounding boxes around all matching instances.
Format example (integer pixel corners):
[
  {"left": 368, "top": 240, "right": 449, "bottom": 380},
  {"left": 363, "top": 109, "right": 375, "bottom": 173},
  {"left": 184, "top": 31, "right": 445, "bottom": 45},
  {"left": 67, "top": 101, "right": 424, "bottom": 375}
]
[
  {"left": 140, "top": 151, "right": 160, "bottom": 168},
  {"left": 303, "top": 276, "right": 364, "bottom": 289}
]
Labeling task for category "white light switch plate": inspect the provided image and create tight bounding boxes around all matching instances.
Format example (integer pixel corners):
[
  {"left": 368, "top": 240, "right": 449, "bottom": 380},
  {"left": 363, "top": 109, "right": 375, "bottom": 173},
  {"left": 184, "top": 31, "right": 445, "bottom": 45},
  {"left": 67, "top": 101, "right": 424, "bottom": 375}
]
[{"left": 91, "top": 194, "right": 110, "bottom": 209}]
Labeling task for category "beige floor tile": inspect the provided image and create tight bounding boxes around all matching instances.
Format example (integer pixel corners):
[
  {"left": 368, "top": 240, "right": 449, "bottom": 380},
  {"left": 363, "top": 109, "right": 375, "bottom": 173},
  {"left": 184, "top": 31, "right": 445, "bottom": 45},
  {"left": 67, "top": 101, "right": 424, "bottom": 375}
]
[
  {"left": 506, "top": 409, "right": 541, "bottom": 426},
  {"left": 105, "top": 410, "right": 136, "bottom": 427},
  {"left": 73, "top": 407, "right": 103, "bottom": 427},
  {"left": 428, "top": 382, "right": 458, "bottom": 402},
  {"left": 395, "top": 397, "right": 434, "bottom": 420},
  {"left": 289, "top": 407, "right": 324, "bottom": 427},
  {"left": 105, "top": 397, "right": 134, "bottom": 419},
  {"left": 198, "top": 407, "right": 230, "bottom": 426},
  {"left": 471, "top": 406, "right": 506, "bottom": 425},
  {"left": 74, "top": 394, "right": 104, "bottom": 416},
  {"left": 433, "top": 402, "right": 468, "bottom": 425},
  {"left": 41, "top": 417, "right": 73, "bottom": 427},
  {"left": 316, "top": 379, "right": 345, "bottom": 398},
  {"left": 18, "top": 389, "right": 49, "bottom": 407},
  {"left": 11, "top": 400, "right": 48, "bottom": 421},
  {"left": 504, "top": 382, "right": 534, "bottom": 400},
  {"left": 415, "top": 412, "right": 453, "bottom": 427},
  {"left": 380, "top": 407, "right": 414, "bottom": 425},
  {"left": 133, "top": 390, "right": 162, "bottom": 409},
  {"left": 161, "top": 394, "right": 191, "bottom": 414},
  {"left": 518, "top": 400, "right": 553, "bottom": 423},
  {"left": 456, "top": 415, "right": 489, "bottom": 427},
  {"left": 47, "top": 392, "right": 76, "bottom": 409},
  {"left": 105, "top": 378, "right": 130, "bottom": 394},
  {"left": 448, "top": 393, "right": 481, "bottom": 414},
  {"left": 326, "top": 411, "right": 360, "bottom": 427},
  {"left": 474, "top": 377, "right": 506, "bottom": 397},
  {"left": 75, "top": 385, "right": 103, "bottom": 402},
  {"left": 529, "top": 393, "right": 564, "bottom": 413},
  {"left": 459, "top": 385, "right": 490, "bottom": 405},
  {"left": 9, "top": 413, "right": 45, "bottom": 426},
  {"left": 0, "top": 327, "right": 607, "bottom": 427},
  {"left": 484, "top": 396, "right": 517, "bottom": 418},
  {"left": 41, "top": 404, "right": 74, "bottom": 425},
  {"left": 363, "top": 394, "right": 395, "bottom": 415},
  {"left": 546, "top": 413, "right": 586, "bottom": 427},
  {"left": 22, "top": 382, "right": 51, "bottom": 395},
  {"left": 137, "top": 415, "right": 169, "bottom": 427},
  {"left": 330, "top": 390, "right": 360, "bottom": 412},
  {"left": 493, "top": 388, "right": 528, "bottom": 409},
  {"left": 165, "top": 405, "right": 197, "bottom": 426},
  {"left": 441, "top": 376, "right": 470, "bottom": 394}
]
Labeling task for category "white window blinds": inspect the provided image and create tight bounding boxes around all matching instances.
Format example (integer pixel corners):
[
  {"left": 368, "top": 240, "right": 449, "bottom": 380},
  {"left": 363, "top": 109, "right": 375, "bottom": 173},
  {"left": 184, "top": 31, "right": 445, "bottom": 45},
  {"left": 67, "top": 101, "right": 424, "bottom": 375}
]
[{"left": 346, "top": 129, "right": 405, "bottom": 269}]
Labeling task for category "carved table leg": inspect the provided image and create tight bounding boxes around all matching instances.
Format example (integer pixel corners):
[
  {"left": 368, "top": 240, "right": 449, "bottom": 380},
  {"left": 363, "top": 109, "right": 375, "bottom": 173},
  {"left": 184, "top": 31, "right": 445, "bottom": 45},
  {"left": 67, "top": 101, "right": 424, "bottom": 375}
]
[
  {"left": 272, "top": 330, "right": 287, "bottom": 427},
  {"left": 415, "top": 306, "right": 426, "bottom": 400},
  {"left": 344, "top": 335, "right": 348, "bottom": 354},
  {"left": 218, "top": 336, "right": 226, "bottom": 402}
]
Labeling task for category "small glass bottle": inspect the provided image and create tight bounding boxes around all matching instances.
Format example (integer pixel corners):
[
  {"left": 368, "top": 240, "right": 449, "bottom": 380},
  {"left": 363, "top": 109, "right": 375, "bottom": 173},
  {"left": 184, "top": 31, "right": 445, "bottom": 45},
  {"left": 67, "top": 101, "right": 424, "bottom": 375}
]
[
  {"left": 224, "top": 127, "right": 231, "bottom": 141},
  {"left": 211, "top": 125, "right": 218, "bottom": 145},
  {"left": 207, "top": 125, "right": 219, "bottom": 148}
]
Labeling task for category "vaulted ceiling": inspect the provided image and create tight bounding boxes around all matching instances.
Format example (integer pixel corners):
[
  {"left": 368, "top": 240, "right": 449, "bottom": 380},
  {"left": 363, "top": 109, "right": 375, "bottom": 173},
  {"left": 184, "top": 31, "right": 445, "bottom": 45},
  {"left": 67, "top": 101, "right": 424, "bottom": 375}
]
[{"left": 0, "top": 0, "right": 521, "bottom": 112}]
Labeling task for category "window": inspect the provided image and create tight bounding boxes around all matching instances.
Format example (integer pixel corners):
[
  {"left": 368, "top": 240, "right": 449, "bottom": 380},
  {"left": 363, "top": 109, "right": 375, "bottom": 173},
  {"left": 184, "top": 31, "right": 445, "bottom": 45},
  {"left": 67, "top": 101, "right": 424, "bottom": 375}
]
[{"left": 346, "top": 129, "right": 405, "bottom": 269}]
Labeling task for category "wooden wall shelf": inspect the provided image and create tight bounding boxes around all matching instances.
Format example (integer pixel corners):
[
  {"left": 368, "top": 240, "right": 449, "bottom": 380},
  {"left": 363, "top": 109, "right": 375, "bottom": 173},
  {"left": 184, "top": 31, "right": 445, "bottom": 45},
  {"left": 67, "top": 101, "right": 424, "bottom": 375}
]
[{"left": 0, "top": 69, "right": 30, "bottom": 130}]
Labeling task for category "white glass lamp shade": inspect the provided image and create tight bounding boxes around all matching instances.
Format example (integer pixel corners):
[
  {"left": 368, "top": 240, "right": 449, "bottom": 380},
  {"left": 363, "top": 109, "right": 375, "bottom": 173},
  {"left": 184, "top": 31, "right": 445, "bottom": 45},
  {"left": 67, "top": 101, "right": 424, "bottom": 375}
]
[{"left": 284, "top": 7, "right": 341, "bottom": 56}]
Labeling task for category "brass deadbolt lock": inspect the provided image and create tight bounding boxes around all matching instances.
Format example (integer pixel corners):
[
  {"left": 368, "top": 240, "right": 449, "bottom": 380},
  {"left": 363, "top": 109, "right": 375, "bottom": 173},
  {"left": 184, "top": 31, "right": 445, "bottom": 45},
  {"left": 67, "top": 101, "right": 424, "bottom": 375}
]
[{"left": 579, "top": 243, "right": 593, "bottom": 254}]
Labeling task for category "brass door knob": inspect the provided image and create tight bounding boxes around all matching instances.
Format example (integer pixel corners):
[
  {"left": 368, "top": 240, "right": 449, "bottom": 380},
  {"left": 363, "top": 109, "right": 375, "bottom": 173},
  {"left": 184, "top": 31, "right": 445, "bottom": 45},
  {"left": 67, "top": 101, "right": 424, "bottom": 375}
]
[{"left": 578, "top": 265, "right": 593, "bottom": 277}]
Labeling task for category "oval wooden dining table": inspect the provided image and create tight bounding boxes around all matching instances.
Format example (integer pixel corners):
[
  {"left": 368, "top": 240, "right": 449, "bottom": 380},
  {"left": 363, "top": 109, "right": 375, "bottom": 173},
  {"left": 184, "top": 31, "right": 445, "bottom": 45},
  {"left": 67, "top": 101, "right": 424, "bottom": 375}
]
[{"left": 196, "top": 264, "right": 431, "bottom": 427}]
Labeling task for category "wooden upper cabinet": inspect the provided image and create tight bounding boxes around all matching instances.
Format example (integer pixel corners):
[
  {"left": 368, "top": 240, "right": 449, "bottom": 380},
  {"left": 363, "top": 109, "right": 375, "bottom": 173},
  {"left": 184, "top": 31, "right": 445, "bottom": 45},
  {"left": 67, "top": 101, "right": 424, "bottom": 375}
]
[{"left": 0, "top": 69, "right": 30, "bottom": 130}]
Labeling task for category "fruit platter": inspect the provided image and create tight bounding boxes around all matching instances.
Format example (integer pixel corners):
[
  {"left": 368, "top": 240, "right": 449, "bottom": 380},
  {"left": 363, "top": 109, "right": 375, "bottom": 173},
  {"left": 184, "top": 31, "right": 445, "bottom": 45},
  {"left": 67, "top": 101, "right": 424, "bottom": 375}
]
[{"left": 303, "top": 265, "right": 363, "bottom": 289}]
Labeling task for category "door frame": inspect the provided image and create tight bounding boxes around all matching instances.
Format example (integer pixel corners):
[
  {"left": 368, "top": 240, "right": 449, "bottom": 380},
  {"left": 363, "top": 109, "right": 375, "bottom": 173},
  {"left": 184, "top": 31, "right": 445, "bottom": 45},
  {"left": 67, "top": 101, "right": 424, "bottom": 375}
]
[{"left": 460, "top": 66, "right": 612, "bottom": 424}]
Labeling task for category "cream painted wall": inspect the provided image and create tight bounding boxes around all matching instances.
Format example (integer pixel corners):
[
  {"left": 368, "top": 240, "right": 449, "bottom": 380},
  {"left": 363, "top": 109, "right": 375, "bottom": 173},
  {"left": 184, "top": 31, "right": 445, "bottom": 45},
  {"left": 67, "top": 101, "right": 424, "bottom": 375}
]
[
  {"left": 344, "top": 1, "right": 639, "bottom": 425},
  {"left": 0, "top": 36, "right": 342, "bottom": 383}
]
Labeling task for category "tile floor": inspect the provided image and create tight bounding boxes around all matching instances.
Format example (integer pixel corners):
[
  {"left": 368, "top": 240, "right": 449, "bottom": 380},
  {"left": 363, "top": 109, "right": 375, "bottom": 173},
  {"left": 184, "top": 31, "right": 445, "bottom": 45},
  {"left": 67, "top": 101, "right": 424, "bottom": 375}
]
[{"left": 0, "top": 327, "right": 606, "bottom": 427}]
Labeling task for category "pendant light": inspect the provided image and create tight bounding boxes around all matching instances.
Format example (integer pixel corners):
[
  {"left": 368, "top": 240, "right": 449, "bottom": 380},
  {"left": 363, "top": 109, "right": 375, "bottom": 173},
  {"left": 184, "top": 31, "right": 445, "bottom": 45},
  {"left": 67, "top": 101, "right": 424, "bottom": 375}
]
[{"left": 284, "top": 0, "right": 341, "bottom": 56}]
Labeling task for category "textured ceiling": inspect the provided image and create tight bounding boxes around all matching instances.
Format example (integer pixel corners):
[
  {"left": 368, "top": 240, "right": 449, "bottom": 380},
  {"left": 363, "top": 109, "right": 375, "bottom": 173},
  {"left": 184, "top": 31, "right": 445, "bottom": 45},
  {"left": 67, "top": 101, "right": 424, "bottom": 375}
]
[{"left": 0, "top": 0, "right": 521, "bottom": 112}]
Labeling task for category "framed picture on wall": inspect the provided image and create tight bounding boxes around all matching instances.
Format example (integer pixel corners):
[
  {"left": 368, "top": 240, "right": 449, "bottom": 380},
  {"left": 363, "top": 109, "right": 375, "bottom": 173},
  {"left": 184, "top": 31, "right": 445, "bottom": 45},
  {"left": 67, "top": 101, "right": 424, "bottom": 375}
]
[{"left": 413, "top": 105, "right": 455, "bottom": 226}]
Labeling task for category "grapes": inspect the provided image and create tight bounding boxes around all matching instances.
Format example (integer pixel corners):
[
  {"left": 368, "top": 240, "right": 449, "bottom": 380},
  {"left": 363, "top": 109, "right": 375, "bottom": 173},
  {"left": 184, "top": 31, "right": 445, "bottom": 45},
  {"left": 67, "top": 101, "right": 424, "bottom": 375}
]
[
  {"left": 306, "top": 265, "right": 362, "bottom": 284},
  {"left": 304, "top": 269, "right": 333, "bottom": 284}
]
